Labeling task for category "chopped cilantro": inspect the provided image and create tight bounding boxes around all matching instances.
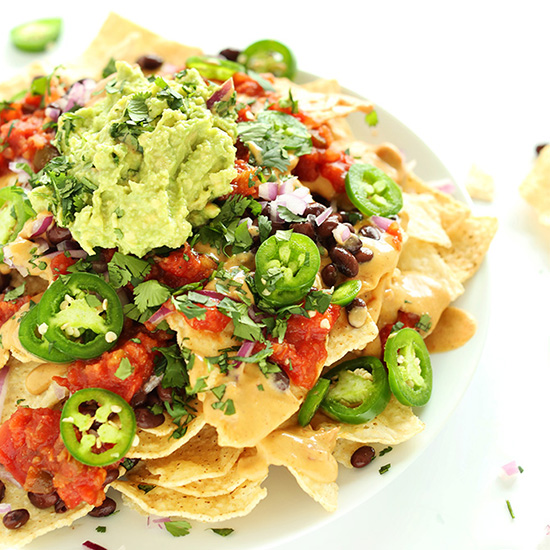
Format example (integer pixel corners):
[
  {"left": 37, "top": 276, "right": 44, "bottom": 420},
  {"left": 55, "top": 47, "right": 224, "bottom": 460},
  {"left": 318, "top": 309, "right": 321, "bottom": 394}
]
[
  {"left": 107, "top": 252, "right": 152, "bottom": 289},
  {"left": 210, "top": 528, "right": 234, "bottom": 537},
  {"left": 379, "top": 446, "right": 393, "bottom": 457},
  {"left": 114, "top": 357, "right": 134, "bottom": 380},
  {"left": 165, "top": 520, "right": 192, "bottom": 537},
  {"left": 378, "top": 463, "right": 391, "bottom": 475},
  {"left": 365, "top": 110, "right": 379, "bottom": 127},
  {"left": 415, "top": 313, "right": 432, "bottom": 332},
  {"left": 506, "top": 499, "right": 515, "bottom": 519},
  {"left": 3, "top": 283, "right": 25, "bottom": 301},
  {"left": 133, "top": 280, "right": 172, "bottom": 314},
  {"left": 95, "top": 526, "right": 106, "bottom": 533},
  {"left": 102, "top": 57, "right": 117, "bottom": 78},
  {"left": 154, "top": 344, "right": 190, "bottom": 389},
  {"left": 217, "top": 297, "right": 265, "bottom": 342},
  {"left": 137, "top": 484, "right": 156, "bottom": 494}
]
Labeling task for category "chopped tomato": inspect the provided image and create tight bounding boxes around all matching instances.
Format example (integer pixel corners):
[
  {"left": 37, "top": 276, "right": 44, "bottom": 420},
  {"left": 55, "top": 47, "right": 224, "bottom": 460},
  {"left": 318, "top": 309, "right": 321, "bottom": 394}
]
[
  {"left": 268, "top": 304, "right": 341, "bottom": 389},
  {"left": 294, "top": 147, "right": 353, "bottom": 194},
  {"left": 232, "top": 72, "right": 267, "bottom": 97},
  {"left": 149, "top": 243, "right": 217, "bottom": 289},
  {"left": 53, "top": 331, "right": 160, "bottom": 403},
  {"left": 0, "top": 407, "right": 107, "bottom": 509},
  {"left": 50, "top": 253, "right": 77, "bottom": 279},
  {"left": 386, "top": 221, "right": 403, "bottom": 250},
  {"left": 0, "top": 294, "right": 30, "bottom": 327},
  {"left": 227, "top": 158, "right": 260, "bottom": 197},
  {"left": 184, "top": 304, "right": 231, "bottom": 332},
  {"left": 378, "top": 310, "right": 421, "bottom": 351}
]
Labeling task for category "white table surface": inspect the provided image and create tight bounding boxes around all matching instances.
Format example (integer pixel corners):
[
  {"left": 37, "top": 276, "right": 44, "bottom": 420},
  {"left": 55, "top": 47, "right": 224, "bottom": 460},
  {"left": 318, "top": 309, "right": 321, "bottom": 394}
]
[{"left": 2, "top": 2, "right": 550, "bottom": 549}]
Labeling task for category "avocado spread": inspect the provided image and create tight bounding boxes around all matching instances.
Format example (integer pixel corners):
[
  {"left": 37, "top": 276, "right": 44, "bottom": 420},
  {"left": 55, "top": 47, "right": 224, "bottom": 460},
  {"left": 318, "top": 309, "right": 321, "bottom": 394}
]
[{"left": 30, "top": 62, "right": 237, "bottom": 257}]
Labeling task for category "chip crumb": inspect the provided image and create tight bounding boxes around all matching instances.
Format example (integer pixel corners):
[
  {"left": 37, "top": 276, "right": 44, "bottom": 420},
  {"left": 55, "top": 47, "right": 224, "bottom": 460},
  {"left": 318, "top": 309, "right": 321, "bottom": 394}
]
[
  {"left": 464, "top": 164, "right": 495, "bottom": 202},
  {"left": 520, "top": 145, "right": 550, "bottom": 226}
]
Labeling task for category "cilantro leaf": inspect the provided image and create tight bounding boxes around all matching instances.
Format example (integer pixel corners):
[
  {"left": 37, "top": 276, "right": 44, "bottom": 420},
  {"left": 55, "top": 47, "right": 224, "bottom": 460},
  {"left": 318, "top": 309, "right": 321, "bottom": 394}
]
[
  {"left": 3, "top": 283, "right": 25, "bottom": 301},
  {"left": 114, "top": 357, "right": 133, "bottom": 380},
  {"left": 154, "top": 344, "right": 189, "bottom": 389},
  {"left": 133, "top": 280, "right": 171, "bottom": 313},
  {"left": 107, "top": 252, "right": 151, "bottom": 288},
  {"left": 165, "top": 520, "right": 192, "bottom": 537},
  {"left": 210, "top": 528, "right": 234, "bottom": 537}
]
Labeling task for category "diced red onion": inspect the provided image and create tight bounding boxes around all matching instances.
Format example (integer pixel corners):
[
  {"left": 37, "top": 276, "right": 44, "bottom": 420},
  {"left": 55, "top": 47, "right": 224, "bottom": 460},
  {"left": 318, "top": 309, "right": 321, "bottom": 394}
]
[
  {"left": 8, "top": 160, "right": 32, "bottom": 185},
  {"left": 430, "top": 178, "right": 455, "bottom": 194},
  {"left": 30, "top": 215, "right": 54, "bottom": 238},
  {"left": 236, "top": 340, "right": 255, "bottom": 359},
  {"left": 258, "top": 182, "right": 279, "bottom": 201},
  {"left": 332, "top": 224, "right": 351, "bottom": 245},
  {"left": 146, "top": 515, "right": 169, "bottom": 530},
  {"left": 280, "top": 194, "right": 307, "bottom": 215},
  {"left": 501, "top": 460, "right": 520, "bottom": 477},
  {"left": 143, "top": 374, "right": 163, "bottom": 394},
  {"left": 57, "top": 240, "right": 81, "bottom": 252},
  {"left": 41, "top": 250, "right": 64, "bottom": 260},
  {"left": 315, "top": 207, "right": 333, "bottom": 226},
  {"left": 82, "top": 541, "right": 108, "bottom": 550},
  {"left": 51, "top": 381, "right": 68, "bottom": 402},
  {"left": 33, "top": 238, "right": 50, "bottom": 255},
  {"left": 371, "top": 216, "right": 393, "bottom": 231},
  {"left": 195, "top": 289, "right": 226, "bottom": 302},
  {"left": 207, "top": 78, "right": 235, "bottom": 110},
  {"left": 45, "top": 106, "right": 61, "bottom": 122},
  {"left": 65, "top": 79, "right": 95, "bottom": 112},
  {"left": 147, "top": 305, "right": 172, "bottom": 325},
  {"left": 279, "top": 180, "right": 294, "bottom": 195},
  {"left": 0, "top": 503, "right": 11, "bottom": 514},
  {"left": 546, "top": 524, "right": 550, "bottom": 536}
]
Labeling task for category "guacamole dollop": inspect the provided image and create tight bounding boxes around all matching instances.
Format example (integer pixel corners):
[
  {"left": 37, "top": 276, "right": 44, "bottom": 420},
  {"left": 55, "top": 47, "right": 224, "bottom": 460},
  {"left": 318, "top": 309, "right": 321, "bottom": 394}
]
[{"left": 31, "top": 62, "right": 237, "bottom": 257}]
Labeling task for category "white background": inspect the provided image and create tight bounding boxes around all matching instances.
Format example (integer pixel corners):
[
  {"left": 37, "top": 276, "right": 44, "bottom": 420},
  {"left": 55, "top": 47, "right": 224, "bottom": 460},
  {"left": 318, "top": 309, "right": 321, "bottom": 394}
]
[{"left": 1, "top": 1, "right": 550, "bottom": 549}]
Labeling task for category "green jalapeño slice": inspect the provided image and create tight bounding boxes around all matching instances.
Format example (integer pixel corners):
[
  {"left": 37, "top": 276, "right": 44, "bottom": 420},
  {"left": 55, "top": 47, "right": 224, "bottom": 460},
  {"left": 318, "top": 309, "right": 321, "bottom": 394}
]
[
  {"left": 36, "top": 272, "right": 124, "bottom": 359},
  {"left": 254, "top": 231, "right": 321, "bottom": 308},
  {"left": 239, "top": 39, "right": 297, "bottom": 79},
  {"left": 186, "top": 55, "right": 243, "bottom": 81},
  {"left": 60, "top": 388, "right": 136, "bottom": 467},
  {"left": 384, "top": 327, "right": 432, "bottom": 407},
  {"left": 298, "top": 377, "right": 331, "bottom": 427},
  {"left": 345, "top": 163, "right": 403, "bottom": 218},
  {"left": 320, "top": 356, "right": 391, "bottom": 424}
]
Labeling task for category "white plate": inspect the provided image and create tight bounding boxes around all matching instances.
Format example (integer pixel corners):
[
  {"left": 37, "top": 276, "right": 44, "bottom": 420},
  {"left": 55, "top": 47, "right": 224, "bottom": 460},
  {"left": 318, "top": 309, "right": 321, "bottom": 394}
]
[{"left": 23, "top": 75, "right": 490, "bottom": 550}]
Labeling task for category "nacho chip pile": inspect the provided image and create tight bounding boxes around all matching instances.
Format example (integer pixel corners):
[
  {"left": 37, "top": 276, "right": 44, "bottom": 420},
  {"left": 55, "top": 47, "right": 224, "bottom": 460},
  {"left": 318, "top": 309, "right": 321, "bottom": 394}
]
[{"left": 0, "top": 13, "right": 497, "bottom": 548}]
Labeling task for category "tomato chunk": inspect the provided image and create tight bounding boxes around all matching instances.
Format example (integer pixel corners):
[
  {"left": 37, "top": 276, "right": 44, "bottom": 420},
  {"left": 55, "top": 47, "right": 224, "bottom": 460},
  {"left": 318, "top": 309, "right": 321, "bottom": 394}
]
[
  {"left": 0, "top": 407, "right": 107, "bottom": 509},
  {"left": 53, "top": 331, "right": 160, "bottom": 403},
  {"left": 0, "top": 294, "right": 30, "bottom": 327},
  {"left": 268, "top": 304, "right": 341, "bottom": 389}
]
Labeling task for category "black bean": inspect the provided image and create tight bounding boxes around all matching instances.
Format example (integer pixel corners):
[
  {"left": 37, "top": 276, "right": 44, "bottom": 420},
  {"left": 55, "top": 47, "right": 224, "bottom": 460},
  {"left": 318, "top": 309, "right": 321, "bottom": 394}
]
[
  {"left": 136, "top": 53, "right": 164, "bottom": 71},
  {"left": 536, "top": 143, "right": 548, "bottom": 155},
  {"left": 55, "top": 499, "right": 68, "bottom": 514},
  {"left": 88, "top": 497, "right": 117, "bottom": 518},
  {"left": 134, "top": 407, "right": 165, "bottom": 429},
  {"left": 156, "top": 384, "right": 173, "bottom": 404},
  {"left": 346, "top": 297, "right": 367, "bottom": 311},
  {"left": 27, "top": 491, "right": 59, "bottom": 509},
  {"left": 359, "top": 225, "right": 381, "bottom": 240},
  {"left": 33, "top": 143, "right": 60, "bottom": 172},
  {"left": 321, "top": 264, "right": 338, "bottom": 287},
  {"left": 272, "top": 370, "right": 290, "bottom": 392},
  {"left": 303, "top": 203, "right": 326, "bottom": 217},
  {"left": 145, "top": 390, "right": 162, "bottom": 408},
  {"left": 0, "top": 480, "right": 5, "bottom": 502},
  {"left": 3, "top": 509, "right": 30, "bottom": 530},
  {"left": 342, "top": 234, "right": 362, "bottom": 255},
  {"left": 355, "top": 247, "right": 374, "bottom": 263},
  {"left": 317, "top": 217, "right": 339, "bottom": 240},
  {"left": 47, "top": 224, "right": 72, "bottom": 245},
  {"left": 130, "top": 389, "right": 147, "bottom": 408},
  {"left": 330, "top": 246, "right": 359, "bottom": 278},
  {"left": 103, "top": 468, "right": 120, "bottom": 487},
  {"left": 219, "top": 48, "right": 241, "bottom": 62},
  {"left": 289, "top": 222, "right": 315, "bottom": 240},
  {"left": 350, "top": 446, "right": 375, "bottom": 468}
]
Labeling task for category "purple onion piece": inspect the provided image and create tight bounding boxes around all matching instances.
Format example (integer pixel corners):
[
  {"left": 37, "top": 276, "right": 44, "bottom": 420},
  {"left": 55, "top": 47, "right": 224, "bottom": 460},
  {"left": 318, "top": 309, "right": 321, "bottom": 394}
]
[
  {"left": 206, "top": 78, "right": 235, "bottom": 110},
  {"left": 29, "top": 215, "right": 54, "bottom": 238},
  {"left": 371, "top": 215, "right": 393, "bottom": 231},
  {"left": 315, "top": 206, "right": 333, "bottom": 226}
]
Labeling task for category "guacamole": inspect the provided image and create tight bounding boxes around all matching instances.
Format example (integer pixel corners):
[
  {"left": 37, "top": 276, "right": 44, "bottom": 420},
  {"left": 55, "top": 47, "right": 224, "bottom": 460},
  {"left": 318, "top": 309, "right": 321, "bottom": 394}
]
[{"left": 30, "top": 62, "right": 237, "bottom": 257}]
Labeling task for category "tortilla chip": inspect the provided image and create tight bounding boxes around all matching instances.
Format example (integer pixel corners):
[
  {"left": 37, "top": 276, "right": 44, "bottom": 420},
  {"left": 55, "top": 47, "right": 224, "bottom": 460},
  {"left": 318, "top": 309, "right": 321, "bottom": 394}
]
[
  {"left": 114, "top": 478, "right": 267, "bottom": 522},
  {"left": 435, "top": 216, "right": 498, "bottom": 283},
  {"left": 403, "top": 192, "right": 452, "bottom": 247},
  {"left": 127, "top": 403, "right": 205, "bottom": 459},
  {"left": 520, "top": 145, "right": 550, "bottom": 226},
  {"left": 398, "top": 238, "right": 464, "bottom": 301},
  {"left": 287, "top": 467, "right": 338, "bottom": 512},
  {"left": 145, "top": 425, "right": 241, "bottom": 487},
  {"left": 0, "top": 62, "right": 48, "bottom": 101},
  {"left": 300, "top": 78, "right": 341, "bottom": 94},
  {"left": 0, "top": 477, "right": 92, "bottom": 549},
  {"left": 403, "top": 173, "right": 471, "bottom": 233},
  {"left": 325, "top": 309, "right": 378, "bottom": 366},
  {"left": 465, "top": 164, "right": 495, "bottom": 202},
  {"left": 315, "top": 396, "right": 425, "bottom": 445},
  {"left": 71, "top": 12, "right": 203, "bottom": 80}
]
